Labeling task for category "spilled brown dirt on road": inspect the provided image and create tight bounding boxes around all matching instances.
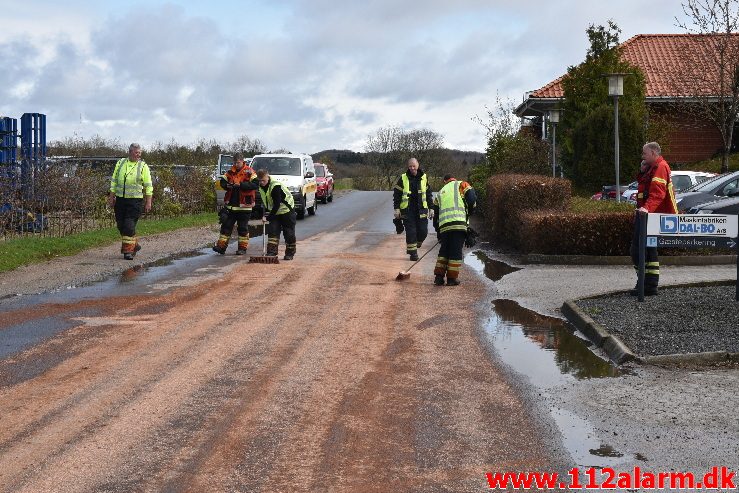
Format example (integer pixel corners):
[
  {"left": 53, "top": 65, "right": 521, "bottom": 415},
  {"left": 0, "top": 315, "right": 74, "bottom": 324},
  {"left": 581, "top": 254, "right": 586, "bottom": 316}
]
[{"left": 0, "top": 230, "right": 554, "bottom": 492}]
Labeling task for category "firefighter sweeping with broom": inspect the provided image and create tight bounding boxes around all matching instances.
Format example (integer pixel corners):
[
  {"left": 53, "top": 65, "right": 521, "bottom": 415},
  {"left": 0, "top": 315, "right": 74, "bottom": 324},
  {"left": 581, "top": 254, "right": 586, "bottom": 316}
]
[
  {"left": 431, "top": 174, "right": 476, "bottom": 286},
  {"left": 257, "top": 169, "right": 297, "bottom": 261},
  {"left": 213, "top": 153, "right": 258, "bottom": 255}
]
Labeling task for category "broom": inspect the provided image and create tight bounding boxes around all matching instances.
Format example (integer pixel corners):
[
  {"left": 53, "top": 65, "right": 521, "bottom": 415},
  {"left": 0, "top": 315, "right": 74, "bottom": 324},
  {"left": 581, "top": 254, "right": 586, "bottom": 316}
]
[
  {"left": 396, "top": 241, "right": 439, "bottom": 281},
  {"left": 249, "top": 220, "right": 279, "bottom": 264}
]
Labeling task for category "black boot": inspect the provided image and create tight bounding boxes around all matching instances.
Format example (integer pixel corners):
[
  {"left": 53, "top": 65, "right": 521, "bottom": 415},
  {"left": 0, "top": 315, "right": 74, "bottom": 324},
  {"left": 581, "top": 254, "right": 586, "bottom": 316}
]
[
  {"left": 434, "top": 276, "right": 445, "bottom": 286},
  {"left": 446, "top": 278, "right": 460, "bottom": 286},
  {"left": 123, "top": 253, "right": 134, "bottom": 260},
  {"left": 409, "top": 252, "right": 419, "bottom": 261}
]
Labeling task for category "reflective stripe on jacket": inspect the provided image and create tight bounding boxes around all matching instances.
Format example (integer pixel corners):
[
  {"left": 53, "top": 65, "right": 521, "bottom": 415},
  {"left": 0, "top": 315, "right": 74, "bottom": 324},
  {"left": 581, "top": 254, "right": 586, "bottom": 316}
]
[
  {"left": 223, "top": 165, "right": 257, "bottom": 210},
  {"left": 397, "top": 173, "right": 428, "bottom": 210},
  {"left": 636, "top": 156, "right": 678, "bottom": 214},
  {"left": 437, "top": 180, "right": 468, "bottom": 233},
  {"left": 259, "top": 180, "right": 295, "bottom": 215},
  {"left": 110, "top": 158, "right": 153, "bottom": 198}
]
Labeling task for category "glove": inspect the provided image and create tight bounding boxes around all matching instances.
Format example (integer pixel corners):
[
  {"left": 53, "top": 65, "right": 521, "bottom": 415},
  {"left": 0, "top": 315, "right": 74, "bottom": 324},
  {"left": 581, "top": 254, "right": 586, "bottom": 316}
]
[
  {"left": 427, "top": 209, "right": 434, "bottom": 220},
  {"left": 394, "top": 209, "right": 401, "bottom": 219}
]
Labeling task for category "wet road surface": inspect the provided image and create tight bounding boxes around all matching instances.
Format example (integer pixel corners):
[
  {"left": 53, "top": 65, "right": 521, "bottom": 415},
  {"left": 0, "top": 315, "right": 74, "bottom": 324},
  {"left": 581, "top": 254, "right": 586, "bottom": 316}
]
[{"left": 0, "top": 192, "right": 561, "bottom": 492}]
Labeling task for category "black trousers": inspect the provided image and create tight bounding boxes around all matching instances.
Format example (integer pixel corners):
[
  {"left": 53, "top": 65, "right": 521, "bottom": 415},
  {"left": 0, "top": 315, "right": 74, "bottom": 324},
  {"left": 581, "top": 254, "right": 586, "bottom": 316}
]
[
  {"left": 267, "top": 211, "right": 297, "bottom": 255},
  {"left": 439, "top": 230, "right": 466, "bottom": 261},
  {"left": 402, "top": 211, "right": 428, "bottom": 254},
  {"left": 630, "top": 214, "right": 660, "bottom": 289},
  {"left": 114, "top": 197, "right": 143, "bottom": 237},
  {"left": 220, "top": 209, "right": 250, "bottom": 237}
]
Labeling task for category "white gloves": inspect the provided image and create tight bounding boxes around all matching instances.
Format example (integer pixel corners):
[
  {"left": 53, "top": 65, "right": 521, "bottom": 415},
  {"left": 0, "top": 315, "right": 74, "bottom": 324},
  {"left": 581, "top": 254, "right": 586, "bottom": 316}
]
[
  {"left": 427, "top": 209, "right": 435, "bottom": 220},
  {"left": 394, "top": 209, "right": 401, "bottom": 219}
]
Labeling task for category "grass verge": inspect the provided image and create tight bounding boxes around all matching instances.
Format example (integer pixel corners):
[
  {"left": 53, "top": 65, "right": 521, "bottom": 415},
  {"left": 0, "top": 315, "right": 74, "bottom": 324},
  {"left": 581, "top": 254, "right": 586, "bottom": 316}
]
[
  {"left": 570, "top": 196, "right": 634, "bottom": 213},
  {"left": 0, "top": 212, "right": 216, "bottom": 274}
]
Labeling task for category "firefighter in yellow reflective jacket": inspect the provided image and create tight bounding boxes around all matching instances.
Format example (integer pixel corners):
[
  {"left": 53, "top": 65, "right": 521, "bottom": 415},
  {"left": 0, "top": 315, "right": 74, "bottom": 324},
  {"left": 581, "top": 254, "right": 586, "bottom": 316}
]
[
  {"left": 107, "top": 143, "right": 153, "bottom": 260},
  {"left": 393, "top": 158, "right": 434, "bottom": 261},
  {"left": 432, "top": 174, "right": 476, "bottom": 286},
  {"left": 257, "top": 169, "right": 297, "bottom": 260}
]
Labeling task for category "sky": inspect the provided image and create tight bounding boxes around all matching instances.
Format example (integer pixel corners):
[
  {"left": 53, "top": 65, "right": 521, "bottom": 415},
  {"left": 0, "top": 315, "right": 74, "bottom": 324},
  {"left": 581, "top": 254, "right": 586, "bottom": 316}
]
[{"left": 0, "top": 0, "right": 691, "bottom": 154}]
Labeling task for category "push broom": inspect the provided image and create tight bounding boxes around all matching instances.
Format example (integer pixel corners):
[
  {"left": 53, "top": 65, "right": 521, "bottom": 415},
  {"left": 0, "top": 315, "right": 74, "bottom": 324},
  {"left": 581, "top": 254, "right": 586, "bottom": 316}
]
[
  {"left": 249, "top": 220, "right": 279, "bottom": 264},
  {"left": 396, "top": 241, "right": 439, "bottom": 281}
]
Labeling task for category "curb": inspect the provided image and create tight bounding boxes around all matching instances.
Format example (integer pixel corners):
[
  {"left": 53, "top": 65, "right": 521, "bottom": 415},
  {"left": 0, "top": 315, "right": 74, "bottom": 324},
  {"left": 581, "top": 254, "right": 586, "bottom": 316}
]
[
  {"left": 561, "top": 300, "right": 636, "bottom": 364},
  {"left": 523, "top": 254, "right": 737, "bottom": 266},
  {"left": 562, "top": 297, "right": 739, "bottom": 366}
]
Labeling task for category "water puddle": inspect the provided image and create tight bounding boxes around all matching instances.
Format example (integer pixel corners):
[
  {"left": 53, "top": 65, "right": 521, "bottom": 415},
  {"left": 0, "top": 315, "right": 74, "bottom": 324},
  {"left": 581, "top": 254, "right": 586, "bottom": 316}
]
[
  {"left": 466, "top": 249, "right": 633, "bottom": 468},
  {"left": 465, "top": 250, "right": 521, "bottom": 281}
]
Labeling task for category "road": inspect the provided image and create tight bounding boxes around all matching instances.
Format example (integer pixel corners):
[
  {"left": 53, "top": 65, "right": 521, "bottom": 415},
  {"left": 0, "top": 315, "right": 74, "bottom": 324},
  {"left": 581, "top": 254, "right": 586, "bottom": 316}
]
[{"left": 0, "top": 192, "right": 558, "bottom": 492}]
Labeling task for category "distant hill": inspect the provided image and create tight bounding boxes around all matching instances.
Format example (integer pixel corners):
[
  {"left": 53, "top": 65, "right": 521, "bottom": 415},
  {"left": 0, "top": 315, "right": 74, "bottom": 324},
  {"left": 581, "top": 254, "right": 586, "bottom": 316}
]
[{"left": 312, "top": 149, "right": 484, "bottom": 166}]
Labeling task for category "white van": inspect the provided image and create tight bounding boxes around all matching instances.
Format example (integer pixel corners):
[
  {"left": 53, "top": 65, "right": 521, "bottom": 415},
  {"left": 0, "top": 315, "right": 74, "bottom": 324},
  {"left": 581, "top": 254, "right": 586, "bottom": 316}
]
[
  {"left": 215, "top": 154, "right": 253, "bottom": 207},
  {"left": 250, "top": 153, "right": 318, "bottom": 219}
]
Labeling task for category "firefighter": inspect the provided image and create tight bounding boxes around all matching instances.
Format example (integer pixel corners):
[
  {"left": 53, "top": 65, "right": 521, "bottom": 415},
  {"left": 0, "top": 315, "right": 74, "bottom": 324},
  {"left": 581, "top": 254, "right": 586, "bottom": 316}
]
[
  {"left": 257, "top": 169, "right": 297, "bottom": 260},
  {"left": 213, "top": 153, "right": 258, "bottom": 255},
  {"left": 393, "top": 157, "right": 434, "bottom": 261},
  {"left": 630, "top": 142, "right": 678, "bottom": 296},
  {"left": 108, "top": 143, "right": 153, "bottom": 260},
  {"left": 432, "top": 174, "right": 476, "bottom": 286}
]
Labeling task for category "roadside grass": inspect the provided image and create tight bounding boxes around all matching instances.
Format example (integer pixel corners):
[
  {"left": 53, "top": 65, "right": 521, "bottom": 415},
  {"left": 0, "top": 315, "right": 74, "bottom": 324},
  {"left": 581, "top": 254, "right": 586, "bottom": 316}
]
[
  {"left": 0, "top": 212, "right": 216, "bottom": 274},
  {"left": 333, "top": 178, "right": 353, "bottom": 190},
  {"left": 570, "top": 196, "right": 634, "bottom": 213}
]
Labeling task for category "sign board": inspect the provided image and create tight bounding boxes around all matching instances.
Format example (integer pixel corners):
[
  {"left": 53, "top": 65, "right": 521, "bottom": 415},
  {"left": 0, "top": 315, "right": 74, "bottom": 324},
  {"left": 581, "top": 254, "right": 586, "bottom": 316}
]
[
  {"left": 637, "top": 212, "right": 738, "bottom": 302},
  {"left": 647, "top": 213, "right": 738, "bottom": 238},
  {"left": 648, "top": 236, "right": 738, "bottom": 249}
]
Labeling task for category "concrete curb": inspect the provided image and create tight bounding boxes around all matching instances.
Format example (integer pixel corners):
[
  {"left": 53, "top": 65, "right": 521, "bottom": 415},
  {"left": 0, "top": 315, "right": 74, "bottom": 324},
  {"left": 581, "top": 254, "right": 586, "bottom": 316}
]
[
  {"left": 523, "top": 254, "right": 737, "bottom": 266},
  {"left": 562, "top": 297, "right": 739, "bottom": 367},
  {"left": 561, "top": 300, "right": 636, "bottom": 364}
]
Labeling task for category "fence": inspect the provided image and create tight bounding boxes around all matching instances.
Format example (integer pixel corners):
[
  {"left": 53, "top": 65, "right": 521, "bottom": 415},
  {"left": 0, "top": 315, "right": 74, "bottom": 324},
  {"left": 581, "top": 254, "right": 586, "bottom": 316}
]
[{"left": 0, "top": 161, "right": 216, "bottom": 241}]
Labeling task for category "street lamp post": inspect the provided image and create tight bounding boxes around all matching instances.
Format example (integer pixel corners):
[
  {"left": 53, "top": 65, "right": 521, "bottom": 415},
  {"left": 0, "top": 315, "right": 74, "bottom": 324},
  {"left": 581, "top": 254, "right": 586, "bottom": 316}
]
[
  {"left": 548, "top": 109, "right": 561, "bottom": 178},
  {"left": 606, "top": 73, "right": 627, "bottom": 203}
]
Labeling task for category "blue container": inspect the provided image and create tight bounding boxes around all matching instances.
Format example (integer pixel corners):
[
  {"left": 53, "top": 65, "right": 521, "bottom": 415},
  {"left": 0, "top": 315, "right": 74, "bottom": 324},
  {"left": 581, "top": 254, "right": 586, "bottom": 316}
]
[{"left": 0, "top": 117, "right": 18, "bottom": 165}]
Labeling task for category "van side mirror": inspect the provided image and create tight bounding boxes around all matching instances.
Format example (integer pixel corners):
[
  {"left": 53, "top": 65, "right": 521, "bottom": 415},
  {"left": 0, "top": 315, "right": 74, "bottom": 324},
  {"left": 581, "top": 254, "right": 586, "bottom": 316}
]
[{"left": 305, "top": 171, "right": 314, "bottom": 178}]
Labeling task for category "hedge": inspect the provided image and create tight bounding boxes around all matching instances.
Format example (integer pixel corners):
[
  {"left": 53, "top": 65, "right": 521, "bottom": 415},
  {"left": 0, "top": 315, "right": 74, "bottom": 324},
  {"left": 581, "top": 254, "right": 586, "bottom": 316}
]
[
  {"left": 486, "top": 174, "right": 571, "bottom": 246},
  {"left": 515, "top": 210, "right": 633, "bottom": 255}
]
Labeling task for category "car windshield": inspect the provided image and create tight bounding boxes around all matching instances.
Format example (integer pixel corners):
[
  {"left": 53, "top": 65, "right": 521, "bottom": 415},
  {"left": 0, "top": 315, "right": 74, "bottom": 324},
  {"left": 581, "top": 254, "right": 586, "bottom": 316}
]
[
  {"left": 315, "top": 166, "right": 325, "bottom": 177},
  {"left": 219, "top": 155, "right": 233, "bottom": 175},
  {"left": 251, "top": 156, "right": 301, "bottom": 176},
  {"left": 684, "top": 171, "right": 736, "bottom": 192},
  {"left": 672, "top": 175, "right": 693, "bottom": 191}
]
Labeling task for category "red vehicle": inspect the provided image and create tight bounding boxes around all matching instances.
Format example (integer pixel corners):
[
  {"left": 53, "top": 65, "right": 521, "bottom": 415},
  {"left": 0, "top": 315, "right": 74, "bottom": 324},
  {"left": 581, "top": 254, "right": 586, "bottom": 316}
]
[{"left": 314, "top": 163, "right": 334, "bottom": 203}]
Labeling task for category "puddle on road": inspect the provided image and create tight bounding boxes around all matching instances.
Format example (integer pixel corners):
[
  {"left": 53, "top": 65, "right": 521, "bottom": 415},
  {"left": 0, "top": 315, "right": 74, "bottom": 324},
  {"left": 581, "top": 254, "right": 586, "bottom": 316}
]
[
  {"left": 466, "top": 249, "right": 635, "bottom": 468},
  {"left": 465, "top": 250, "right": 521, "bottom": 281}
]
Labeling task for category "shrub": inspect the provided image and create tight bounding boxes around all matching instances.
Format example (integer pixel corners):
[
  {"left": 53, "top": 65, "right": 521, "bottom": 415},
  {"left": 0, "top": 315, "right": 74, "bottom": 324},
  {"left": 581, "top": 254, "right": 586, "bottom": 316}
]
[
  {"left": 515, "top": 210, "right": 632, "bottom": 255},
  {"left": 486, "top": 174, "right": 571, "bottom": 241}
]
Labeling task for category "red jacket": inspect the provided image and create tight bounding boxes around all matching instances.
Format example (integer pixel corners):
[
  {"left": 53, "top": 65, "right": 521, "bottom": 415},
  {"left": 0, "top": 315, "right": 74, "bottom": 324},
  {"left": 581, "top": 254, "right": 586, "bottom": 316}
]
[
  {"left": 223, "top": 165, "right": 257, "bottom": 208},
  {"left": 636, "top": 156, "right": 678, "bottom": 214}
]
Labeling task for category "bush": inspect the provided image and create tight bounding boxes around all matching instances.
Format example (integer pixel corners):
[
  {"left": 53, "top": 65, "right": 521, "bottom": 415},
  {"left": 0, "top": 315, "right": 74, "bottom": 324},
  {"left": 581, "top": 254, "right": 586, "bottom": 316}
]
[
  {"left": 486, "top": 174, "right": 570, "bottom": 243},
  {"left": 515, "top": 210, "right": 632, "bottom": 255}
]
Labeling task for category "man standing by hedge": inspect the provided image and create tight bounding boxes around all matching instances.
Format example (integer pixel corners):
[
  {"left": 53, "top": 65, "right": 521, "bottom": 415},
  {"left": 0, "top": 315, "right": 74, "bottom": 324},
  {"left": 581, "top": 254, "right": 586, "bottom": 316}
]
[
  {"left": 108, "top": 143, "right": 153, "bottom": 260},
  {"left": 393, "top": 158, "right": 434, "bottom": 261},
  {"left": 432, "top": 175, "right": 476, "bottom": 286},
  {"left": 630, "top": 142, "right": 678, "bottom": 296}
]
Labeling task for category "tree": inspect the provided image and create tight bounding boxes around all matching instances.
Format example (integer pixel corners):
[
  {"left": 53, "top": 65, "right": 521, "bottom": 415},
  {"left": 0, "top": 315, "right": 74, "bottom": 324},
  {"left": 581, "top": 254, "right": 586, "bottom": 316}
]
[
  {"left": 559, "top": 21, "right": 648, "bottom": 192},
  {"left": 675, "top": 0, "right": 739, "bottom": 173},
  {"left": 364, "top": 126, "right": 449, "bottom": 190},
  {"left": 231, "top": 135, "right": 267, "bottom": 157}
]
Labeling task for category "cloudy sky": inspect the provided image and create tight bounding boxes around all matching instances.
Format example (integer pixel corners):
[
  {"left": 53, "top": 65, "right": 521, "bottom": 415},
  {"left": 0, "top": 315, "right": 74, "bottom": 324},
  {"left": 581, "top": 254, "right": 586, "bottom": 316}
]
[{"left": 1, "top": 0, "right": 689, "bottom": 153}]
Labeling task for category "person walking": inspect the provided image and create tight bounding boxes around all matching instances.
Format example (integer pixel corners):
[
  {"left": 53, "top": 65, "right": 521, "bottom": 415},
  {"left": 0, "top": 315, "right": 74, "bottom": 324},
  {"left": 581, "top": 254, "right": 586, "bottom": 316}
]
[
  {"left": 432, "top": 174, "right": 476, "bottom": 286},
  {"left": 213, "top": 153, "right": 258, "bottom": 255},
  {"left": 108, "top": 143, "right": 153, "bottom": 260},
  {"left": 257, "top": 169, "right": 297, "bottom": 260},
  {"left": 630, "top": 142, "right": 678, "bottom": 296},
  {"left": 393, "top": 158, "right": 434, "bottom": 261}
]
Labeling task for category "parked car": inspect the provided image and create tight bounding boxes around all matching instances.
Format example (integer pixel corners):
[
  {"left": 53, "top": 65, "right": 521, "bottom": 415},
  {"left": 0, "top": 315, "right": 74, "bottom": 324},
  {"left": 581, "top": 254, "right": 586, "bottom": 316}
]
[
  {"left": 674, "top": 170, "right": 739, "bottom": 212},
  {"left": 250, "top": 153, "right": 318, "bottom": 219},
  {"left": 687, "top": 195, "right": 739, "bottom": 215},
  {"left": 622, "top": 171, "right": 716, "bottom": 203},
  {"left": 314, "top": 163, "right": 334, "bottom": 203}
]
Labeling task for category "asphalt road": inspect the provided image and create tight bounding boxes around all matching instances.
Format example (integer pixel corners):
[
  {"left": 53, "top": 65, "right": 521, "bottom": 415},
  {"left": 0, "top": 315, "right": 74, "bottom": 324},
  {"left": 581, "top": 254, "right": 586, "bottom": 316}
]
[{"left": 0, "top": 191, "right": 559, "bottom": 492}]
